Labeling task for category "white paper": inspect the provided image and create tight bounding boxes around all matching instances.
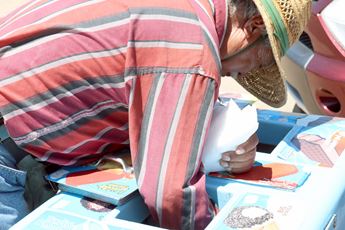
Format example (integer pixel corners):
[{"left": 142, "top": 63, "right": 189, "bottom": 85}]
[{"left": 202, "top": 99, "right": 258, "bottom": 173}]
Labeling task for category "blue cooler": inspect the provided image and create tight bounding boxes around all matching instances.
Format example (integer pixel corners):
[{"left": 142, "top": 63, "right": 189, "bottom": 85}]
[{"left": 206, "top": 111, "right": 345, "bottom": 229}]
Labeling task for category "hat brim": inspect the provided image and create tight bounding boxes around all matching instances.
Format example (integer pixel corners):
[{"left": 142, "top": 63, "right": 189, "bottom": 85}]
[
  {"left": 236, "top": 63, "right": 287, "bottom": 108},
  {"left": 235, "top": 0, "right": 288, "bottom": 108}
]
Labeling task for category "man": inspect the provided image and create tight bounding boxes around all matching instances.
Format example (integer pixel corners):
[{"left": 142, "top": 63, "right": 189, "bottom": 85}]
[{"left": 0, "top": 0, "right": 311, "bottom": 229}]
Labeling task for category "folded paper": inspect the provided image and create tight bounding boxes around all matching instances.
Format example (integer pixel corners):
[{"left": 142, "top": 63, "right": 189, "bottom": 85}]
[{"left": 202, "top": 99, "right": 258, "bottom": 173}]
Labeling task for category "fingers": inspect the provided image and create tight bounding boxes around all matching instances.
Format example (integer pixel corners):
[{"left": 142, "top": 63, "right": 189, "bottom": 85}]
[
  {"left": 236, "top": 133, "right": 259, "bottom": 155},
  {"left": 219, "top": 157, "right": 255, "bottom": 173},
  {"left": 229, "top": 149, "right": 256, "bottom": 174},
  {"left": 219, "top": 149, "right": 256, "bottom": 173},
  {"left": 219, "top": 133, "right": 259, "bottom": 174},
  {"left": 221, "top": 147, "right": 256, "bottom": 162}
]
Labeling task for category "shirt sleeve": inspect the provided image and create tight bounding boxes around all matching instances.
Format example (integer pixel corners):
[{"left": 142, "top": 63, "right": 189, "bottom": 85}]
[{"left": 128, "top": 72, "right": 217, "bottom": 229}]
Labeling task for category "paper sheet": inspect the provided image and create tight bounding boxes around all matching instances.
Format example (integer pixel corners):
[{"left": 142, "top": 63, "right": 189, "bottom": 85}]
[{"left": 202, "top": 99, "right": 258, "bottom": 173}]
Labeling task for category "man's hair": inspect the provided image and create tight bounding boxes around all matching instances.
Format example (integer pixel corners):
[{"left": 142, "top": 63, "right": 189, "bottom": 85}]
[
  {"left": 228, "top": 0, "right": 259, "bottom": 20},
  {"left": 228, "top": 0, "right": 272, "bottom": 57}
]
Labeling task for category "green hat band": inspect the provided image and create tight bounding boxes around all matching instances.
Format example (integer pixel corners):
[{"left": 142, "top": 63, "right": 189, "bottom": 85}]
[{"left": 261, "top": 0, "right": 289, "bottom": 55}]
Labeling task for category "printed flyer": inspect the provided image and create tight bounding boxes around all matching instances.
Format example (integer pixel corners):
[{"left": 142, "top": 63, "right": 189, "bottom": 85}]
[
  {"left": 207, "top": 192, "right": 305, "bottom": 230},
  {"left": 46, "top": 161, "right": 138, "bottom": 205},
  {"left": 11, "top": 192, "right": 150, "bottom": 230},
  {"left": 273, "top": 119, "right": 345, "bottom": 167},
  {"left": 209, "top": 160, "right": 310, "bottom": 191}
]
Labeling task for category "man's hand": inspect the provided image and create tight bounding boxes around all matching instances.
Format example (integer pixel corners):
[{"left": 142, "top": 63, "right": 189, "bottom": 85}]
[{"left": 219, "top": 133, "right": 259, "bottom": 174}]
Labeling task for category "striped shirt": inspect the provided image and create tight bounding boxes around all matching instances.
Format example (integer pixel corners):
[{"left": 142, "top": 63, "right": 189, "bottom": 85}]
[{"left": 0, "top": 0, "right": 228, "bottom": 229}]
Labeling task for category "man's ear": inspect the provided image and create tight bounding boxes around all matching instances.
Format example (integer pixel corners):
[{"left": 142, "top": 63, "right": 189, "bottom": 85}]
[{"left": 243, "top": 15, "right": 266, "bottom": 40}]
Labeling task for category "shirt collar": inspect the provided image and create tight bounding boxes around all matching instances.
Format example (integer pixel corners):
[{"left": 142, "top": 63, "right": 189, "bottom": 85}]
[{"left": 212, "top": 0, "right": 228, "bottom": 48}]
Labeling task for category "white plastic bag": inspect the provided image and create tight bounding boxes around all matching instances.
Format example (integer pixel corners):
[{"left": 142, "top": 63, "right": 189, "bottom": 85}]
[{"left": 202, "top": 99, "right": 258, "bottom": 173}]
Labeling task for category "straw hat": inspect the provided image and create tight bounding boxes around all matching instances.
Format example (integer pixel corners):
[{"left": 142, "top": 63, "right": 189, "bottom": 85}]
[{"left": 235, "top": 0, "right": 312, "bottom": 107}]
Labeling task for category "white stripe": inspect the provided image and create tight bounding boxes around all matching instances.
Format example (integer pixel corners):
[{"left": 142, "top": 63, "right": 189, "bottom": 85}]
[
  {"left": 156, "top": 74, "right": 192, "bottom": 223},
  {"left": 193, "top": 0, "right": 221, "bottom": 62},
  {"left": 41, "top": 126, "right": 114, "bottom": 161},
  {"left": 220, "top": 0, "right": 229, "bottom": 47},
  {"left": 194, "top": 97, "right": 214, "bottom": 176},
  {"left": 130, "top": 14, "right": 200, "bottom": 26},
  {"left": 5, "top": 81, "right": 126, "bottom": 119},
  {"left": 200, "top": 21, "right": 221, "bottom": 61},
  {"left": 0, "top": 0, "right": 106, "bottom": 40},
  {"left": 56, "top": 138, "right": 127, "bottom": 165},
  {"left": 126, "top": 76, "right": 136, "bottom": 109},
  {"left": 0, "top": 46, "right": 127, "bottom": 88},
  {"left": 0, "top": 0, "right": 57, "bottom": 31},
  {"left": 62, "top": 126, "right": 113, "bottom": 154},
  {"left": 128, "top": 41, "right": 203, "bottom": 50},
  {"left": 4, "top": 13, "right": 199, "bottom": 57},
  {"left": 121, "top": 139, "right": 130, "bottom": 145},
  {"left": 189, "top": 186, "right": 196, "bottom": 230},
  {"left": 2, "top": 18, "right": 130, "bottom": 59},
  {"left": 208, "top": 0, "right": 215, "bottom": 15},
  {"left": 137, "top": 73, "right": 166, "bottom": 188},
  {"left": 118, "top": 123, "right": 129, "bottom": 131},
  {"left": 42, "top": 123, "right": 129, "bottom": 164},
  {"left": 13, "top": 101, "right": 127, "bottom": 144},
  {"left": 194, "top": 0, "right": 214, "bottom": 22}
]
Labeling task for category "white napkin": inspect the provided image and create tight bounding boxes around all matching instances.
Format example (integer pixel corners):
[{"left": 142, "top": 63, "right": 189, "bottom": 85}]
[{"left": 202, "top": 99, "right": 258, "bottom": 173}]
